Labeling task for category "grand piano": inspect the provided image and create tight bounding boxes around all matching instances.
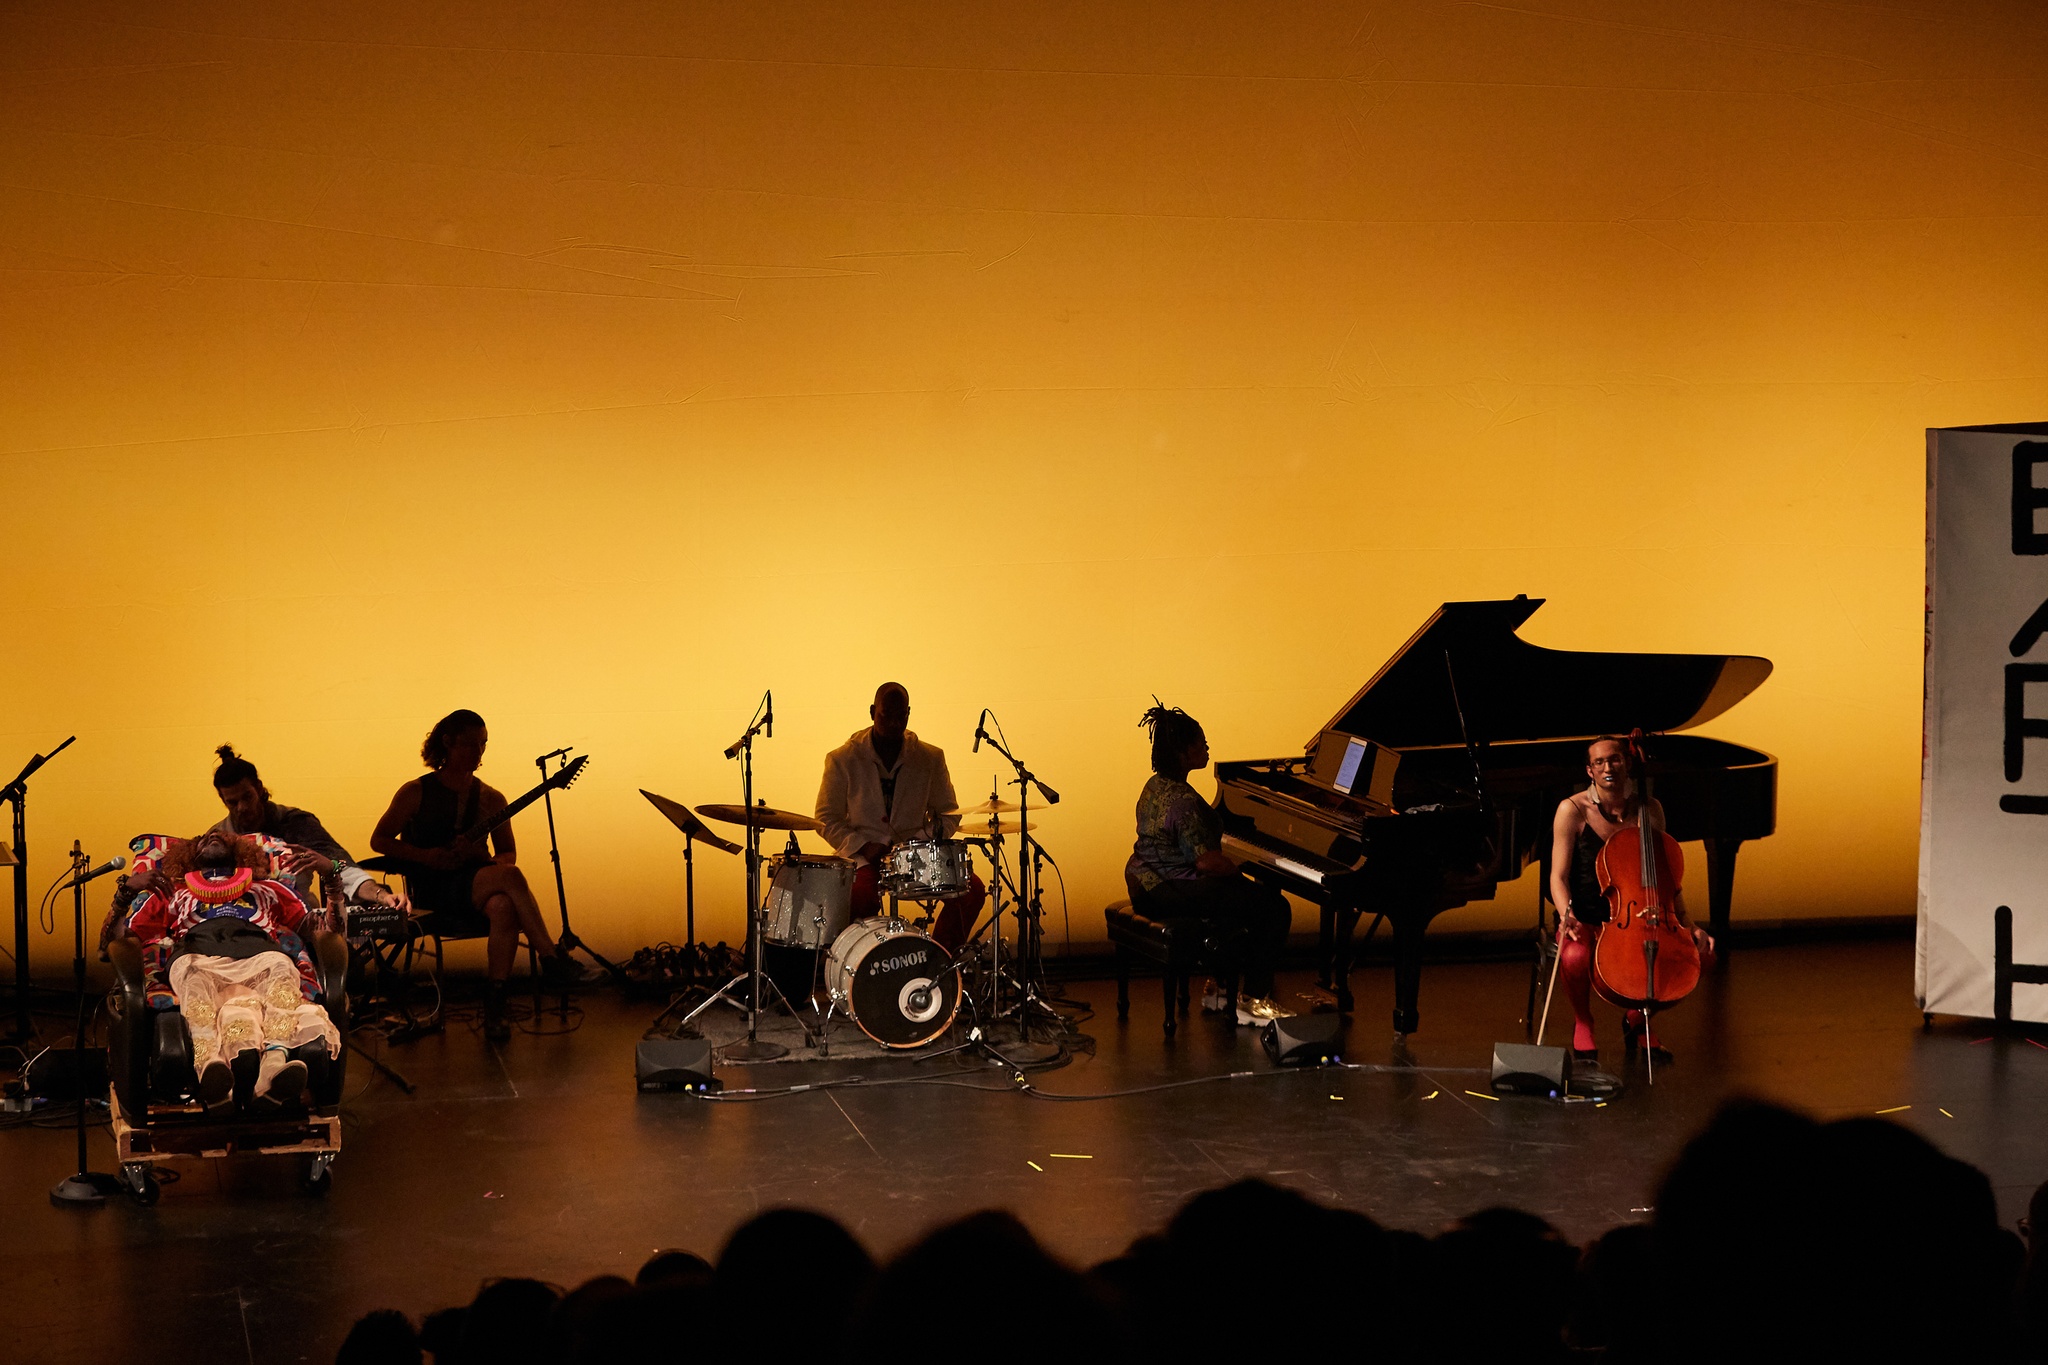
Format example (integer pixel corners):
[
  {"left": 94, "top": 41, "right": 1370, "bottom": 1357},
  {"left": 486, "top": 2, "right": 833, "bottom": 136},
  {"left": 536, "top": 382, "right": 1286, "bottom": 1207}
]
[{"left": 1214, "top": 596, "right": 1776, "bottom": 1035}]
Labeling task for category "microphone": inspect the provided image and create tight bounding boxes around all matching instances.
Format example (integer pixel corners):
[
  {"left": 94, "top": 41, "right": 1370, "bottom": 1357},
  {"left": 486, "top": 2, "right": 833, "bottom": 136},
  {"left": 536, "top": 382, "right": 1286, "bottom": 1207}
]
[
  {"left": 972, "top": 708, "right": 987, "bottom": 753},
  {"left": 1035, "top": 780, "right": 1061, "bottom": 806},
  {"left": 61, "top": 854, "right": 125, "bottom": 889}
]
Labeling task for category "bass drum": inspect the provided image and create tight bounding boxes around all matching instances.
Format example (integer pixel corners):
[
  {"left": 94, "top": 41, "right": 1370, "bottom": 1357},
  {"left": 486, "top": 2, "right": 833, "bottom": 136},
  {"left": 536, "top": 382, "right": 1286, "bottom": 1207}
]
[{"left": 825, "top": 916, "right": 960, "bottom": 1049}]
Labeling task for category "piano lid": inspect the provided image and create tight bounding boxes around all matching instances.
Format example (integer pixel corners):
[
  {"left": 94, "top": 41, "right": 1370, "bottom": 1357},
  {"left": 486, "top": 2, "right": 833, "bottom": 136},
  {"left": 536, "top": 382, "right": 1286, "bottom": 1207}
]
[{"left": 1315, "top": 597, "right": 1772, "bottom": 751}]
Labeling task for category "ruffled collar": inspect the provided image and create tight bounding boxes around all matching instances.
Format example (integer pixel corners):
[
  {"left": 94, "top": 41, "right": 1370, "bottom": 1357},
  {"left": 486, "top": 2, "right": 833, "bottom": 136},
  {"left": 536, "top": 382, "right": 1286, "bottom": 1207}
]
[{"left": 184, "top": 867, "right": 254, "bottom": 905}]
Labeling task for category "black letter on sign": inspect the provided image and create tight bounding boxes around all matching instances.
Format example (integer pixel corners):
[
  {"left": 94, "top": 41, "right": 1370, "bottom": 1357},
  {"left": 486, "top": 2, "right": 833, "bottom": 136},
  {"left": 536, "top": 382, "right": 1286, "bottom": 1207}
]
[
  {"left": 2004, "top": 661, "right": 2048, "bottom": 812},
  {"left": 2013, "top": 597, "right": 2048, "bottom": 657},
  {"left": 2015, "top": 442, "right": 2048, "bottom": 554}
]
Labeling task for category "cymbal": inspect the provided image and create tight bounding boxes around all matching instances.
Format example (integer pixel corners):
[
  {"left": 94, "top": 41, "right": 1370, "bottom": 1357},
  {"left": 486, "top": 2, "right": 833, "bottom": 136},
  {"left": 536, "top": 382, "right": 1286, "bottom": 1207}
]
[
  {"left": 641, "top": 790, "right": 744, "bottom": 855},
  {"left": 944, "top": 798, "right": 1024, "bottom": 816},
  {"left": 696, "top": 802, "right": 823, "bottom": 833},
  {"left": 0, "top": 841, "right": 15, "bottom": 866},
  {"left": 956, "top": 818, "right": 1041, "bottom": 837}
]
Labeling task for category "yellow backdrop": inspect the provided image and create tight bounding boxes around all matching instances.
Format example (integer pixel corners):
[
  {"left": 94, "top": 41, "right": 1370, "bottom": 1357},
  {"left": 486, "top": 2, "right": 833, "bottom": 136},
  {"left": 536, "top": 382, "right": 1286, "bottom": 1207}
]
[{"left": 4, "top": 1, "right": 2043, "bottom": 975}]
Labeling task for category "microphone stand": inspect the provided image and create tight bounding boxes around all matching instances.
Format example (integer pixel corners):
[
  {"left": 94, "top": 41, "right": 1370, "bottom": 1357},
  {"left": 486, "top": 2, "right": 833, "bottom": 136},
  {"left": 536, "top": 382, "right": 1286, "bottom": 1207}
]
[
  {"left": 975, "top": 721, "right": 1065, "bottom": 1059},
  {"left": 681, "top": 692, "right": 807, "bottom": 1059},
  {"left": 532, "top": 747, "right": 621, "bottom": 1006},
  {"left": 3, "top": 736, "right": 74, "bottom": 1042},
  {"left": 51, "top": 841, "right": 120, "bottom": 1206}
]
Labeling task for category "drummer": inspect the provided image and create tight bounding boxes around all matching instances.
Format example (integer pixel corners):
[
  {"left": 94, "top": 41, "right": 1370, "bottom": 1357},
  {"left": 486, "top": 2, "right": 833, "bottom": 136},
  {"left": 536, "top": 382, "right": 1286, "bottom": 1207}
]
[{"left": 816, "top": 682, "right": 986, "bottom": 953}]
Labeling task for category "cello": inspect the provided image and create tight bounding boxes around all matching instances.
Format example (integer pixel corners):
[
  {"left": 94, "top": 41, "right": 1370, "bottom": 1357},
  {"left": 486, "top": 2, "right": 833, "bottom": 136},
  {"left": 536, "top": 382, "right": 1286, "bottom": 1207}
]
[{"left": 1591, "top": 733, "right": 1701, "bottom": 1081}]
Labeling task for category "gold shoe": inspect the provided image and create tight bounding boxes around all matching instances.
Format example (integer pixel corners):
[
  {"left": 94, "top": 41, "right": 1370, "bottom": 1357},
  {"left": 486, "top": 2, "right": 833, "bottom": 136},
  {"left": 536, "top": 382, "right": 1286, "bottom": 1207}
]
[{"left": 1238, "top": 996, "right": 1296, "bottom": 1024}]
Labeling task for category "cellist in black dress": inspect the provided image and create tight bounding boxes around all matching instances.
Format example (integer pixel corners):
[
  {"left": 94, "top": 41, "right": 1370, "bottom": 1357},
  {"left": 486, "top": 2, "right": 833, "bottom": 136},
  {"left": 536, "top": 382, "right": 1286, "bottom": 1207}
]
[{"left": 1550, "top": 736, "right": 1714, "bottom": 1061}]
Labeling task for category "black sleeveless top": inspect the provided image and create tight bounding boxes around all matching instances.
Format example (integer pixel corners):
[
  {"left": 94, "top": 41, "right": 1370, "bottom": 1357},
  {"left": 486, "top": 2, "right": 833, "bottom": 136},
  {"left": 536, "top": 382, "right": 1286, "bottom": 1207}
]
[
  {"left": 404, "top": 775, "right": 481, "bottom": 853},
  {"left": 1568, "top": 825, "right": 1610, "bottom": 925}
]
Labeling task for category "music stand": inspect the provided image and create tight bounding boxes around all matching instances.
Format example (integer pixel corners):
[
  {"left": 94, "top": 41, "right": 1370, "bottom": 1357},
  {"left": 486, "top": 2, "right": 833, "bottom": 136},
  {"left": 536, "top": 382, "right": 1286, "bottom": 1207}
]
[{"left": 639, "top": 790, "right": 742, "bottom": 946}]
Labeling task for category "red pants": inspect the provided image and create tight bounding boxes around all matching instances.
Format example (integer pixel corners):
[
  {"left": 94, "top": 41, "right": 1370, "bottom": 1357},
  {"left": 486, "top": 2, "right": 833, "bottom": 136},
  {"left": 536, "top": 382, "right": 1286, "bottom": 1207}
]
[{"left": 851, "top": 864, "right": 986, "bottom": 956}]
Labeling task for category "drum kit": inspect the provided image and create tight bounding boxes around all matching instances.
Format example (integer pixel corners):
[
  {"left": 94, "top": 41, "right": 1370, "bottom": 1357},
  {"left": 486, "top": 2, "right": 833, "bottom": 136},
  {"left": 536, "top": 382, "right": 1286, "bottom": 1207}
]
[{"left": 654, "top": 698, "right": 1068, "bottom": 1060}]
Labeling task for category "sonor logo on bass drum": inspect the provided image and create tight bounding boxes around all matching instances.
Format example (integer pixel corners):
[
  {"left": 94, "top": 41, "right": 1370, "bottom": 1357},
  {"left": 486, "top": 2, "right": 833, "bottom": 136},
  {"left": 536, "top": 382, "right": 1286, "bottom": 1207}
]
[{"left": 868, "top": 951, "right": 931, "bottom": 976}]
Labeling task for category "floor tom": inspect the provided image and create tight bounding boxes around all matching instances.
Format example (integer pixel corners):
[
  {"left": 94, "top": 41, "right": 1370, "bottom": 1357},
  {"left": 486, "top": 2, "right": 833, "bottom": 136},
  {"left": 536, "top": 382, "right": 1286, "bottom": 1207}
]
[{"left": 762, "top": 855, "right": 855, "bottom": 949}]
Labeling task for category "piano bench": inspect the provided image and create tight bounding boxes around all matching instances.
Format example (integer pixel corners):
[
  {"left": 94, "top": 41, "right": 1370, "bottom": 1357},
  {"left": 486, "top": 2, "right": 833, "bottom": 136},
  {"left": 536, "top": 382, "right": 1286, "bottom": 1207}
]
[{"left": 1104, "top": 900, "right": 1238, "bottom": 1038}]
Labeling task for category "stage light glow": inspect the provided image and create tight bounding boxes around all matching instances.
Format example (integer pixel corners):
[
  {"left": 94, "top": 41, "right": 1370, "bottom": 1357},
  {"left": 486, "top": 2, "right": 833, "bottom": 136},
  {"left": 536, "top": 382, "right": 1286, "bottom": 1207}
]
[{"left": 2, "top": 2, "right": 2044, "bottom": 980}]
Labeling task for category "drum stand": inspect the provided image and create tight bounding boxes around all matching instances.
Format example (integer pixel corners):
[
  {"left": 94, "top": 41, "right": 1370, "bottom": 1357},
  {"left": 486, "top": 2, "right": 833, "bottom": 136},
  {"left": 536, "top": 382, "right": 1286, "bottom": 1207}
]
[{"left": 680, "top": 693, "right": 810, "bottom": 1059}]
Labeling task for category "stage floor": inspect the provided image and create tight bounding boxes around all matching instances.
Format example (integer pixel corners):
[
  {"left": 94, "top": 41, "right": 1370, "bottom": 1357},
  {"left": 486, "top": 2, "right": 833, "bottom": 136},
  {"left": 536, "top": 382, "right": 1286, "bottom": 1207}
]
[{"left": 4, "top": 936, "right": 2045, "bottom": 1363}]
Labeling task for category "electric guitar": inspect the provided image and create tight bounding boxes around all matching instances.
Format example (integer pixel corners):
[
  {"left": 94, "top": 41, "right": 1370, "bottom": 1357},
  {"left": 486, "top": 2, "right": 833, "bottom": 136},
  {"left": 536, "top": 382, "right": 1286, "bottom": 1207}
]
[
  {"left": 456, "top": 754, "right": 590, "bottom": 850},
  {"left": 361, "top": 755, "right": 590, "bottom": 874}
]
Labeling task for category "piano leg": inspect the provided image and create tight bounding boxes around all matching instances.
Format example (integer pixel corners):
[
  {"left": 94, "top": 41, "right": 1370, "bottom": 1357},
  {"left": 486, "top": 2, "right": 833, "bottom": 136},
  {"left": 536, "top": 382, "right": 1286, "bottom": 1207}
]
[
  {"left": 1325, "top": 904, "right": 1360, "bottom": 1013},
  {"left": 1702, "top": 837, "right": 1744, "bottom": 950},
  {"left": 1391, "top": 911, "right": 1427, "bottom": 1036}
]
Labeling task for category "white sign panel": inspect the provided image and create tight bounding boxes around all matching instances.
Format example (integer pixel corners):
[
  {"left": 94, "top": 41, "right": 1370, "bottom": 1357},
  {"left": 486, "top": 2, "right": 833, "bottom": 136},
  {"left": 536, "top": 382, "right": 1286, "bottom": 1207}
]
[{"left": 1921, "top": 422, "right": 2048, "bottom": 1022}]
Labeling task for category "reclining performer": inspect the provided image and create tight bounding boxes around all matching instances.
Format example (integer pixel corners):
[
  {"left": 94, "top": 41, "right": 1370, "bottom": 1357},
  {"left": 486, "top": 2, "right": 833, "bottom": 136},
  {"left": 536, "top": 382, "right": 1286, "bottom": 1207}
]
[{"left": 124, "top": 830, "right": 341, "bottom": 1112}]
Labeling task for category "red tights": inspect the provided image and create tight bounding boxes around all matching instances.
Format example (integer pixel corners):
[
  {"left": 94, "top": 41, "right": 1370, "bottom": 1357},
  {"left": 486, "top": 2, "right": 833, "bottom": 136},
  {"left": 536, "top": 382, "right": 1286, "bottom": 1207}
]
[{"left": 1555, "top": 930, "right": 1659, "bottom": 1054}]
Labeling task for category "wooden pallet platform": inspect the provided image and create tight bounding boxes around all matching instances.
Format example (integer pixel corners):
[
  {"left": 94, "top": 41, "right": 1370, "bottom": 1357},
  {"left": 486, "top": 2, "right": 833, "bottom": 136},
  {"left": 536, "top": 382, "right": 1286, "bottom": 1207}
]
[{"left": 109, "top": 1087, "right": 342, "bottom": 1166}]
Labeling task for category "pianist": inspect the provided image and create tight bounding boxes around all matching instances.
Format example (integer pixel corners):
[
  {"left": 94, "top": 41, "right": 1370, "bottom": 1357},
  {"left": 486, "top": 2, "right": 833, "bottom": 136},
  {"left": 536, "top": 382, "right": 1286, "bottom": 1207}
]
[
  {"left": 1550, "top": 736, "right": 1714, "bottom": 1059},
  {"left": 1128, "top": 703, "right": 1293, "bottom": 1022}
]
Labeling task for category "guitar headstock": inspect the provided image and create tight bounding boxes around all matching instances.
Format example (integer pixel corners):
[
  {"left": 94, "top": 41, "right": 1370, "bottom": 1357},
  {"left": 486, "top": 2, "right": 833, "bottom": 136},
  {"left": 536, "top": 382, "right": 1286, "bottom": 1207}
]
[{"left": 549, "top": 754, "right": 591, "bottom": 790}]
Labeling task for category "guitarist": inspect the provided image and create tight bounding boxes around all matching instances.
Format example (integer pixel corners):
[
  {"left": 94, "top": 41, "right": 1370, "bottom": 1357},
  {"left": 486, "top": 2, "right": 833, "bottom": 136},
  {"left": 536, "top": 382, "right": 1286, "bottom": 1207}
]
[{"left": 370, "top": 709, "right": 589, "bottom": 1041}]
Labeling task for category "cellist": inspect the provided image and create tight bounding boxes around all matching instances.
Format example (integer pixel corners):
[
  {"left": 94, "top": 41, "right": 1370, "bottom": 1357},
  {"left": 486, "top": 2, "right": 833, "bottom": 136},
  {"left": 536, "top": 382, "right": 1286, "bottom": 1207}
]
[{"left": 1550, "top": 736, "right": 1715, "bottom": 1062}]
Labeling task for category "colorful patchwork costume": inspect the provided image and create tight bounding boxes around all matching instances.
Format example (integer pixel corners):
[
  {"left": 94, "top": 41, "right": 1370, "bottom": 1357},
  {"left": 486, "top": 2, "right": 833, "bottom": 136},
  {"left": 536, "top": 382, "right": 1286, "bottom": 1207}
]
[{"left": 122, "top": 834, "right": 340, "bottom": 1076}]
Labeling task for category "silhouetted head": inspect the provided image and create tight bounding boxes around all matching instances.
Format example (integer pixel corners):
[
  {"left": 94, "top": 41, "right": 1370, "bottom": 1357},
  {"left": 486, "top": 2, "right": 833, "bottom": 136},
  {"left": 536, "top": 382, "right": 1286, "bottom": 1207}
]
[
  {"left": 1140, "top": 702, "right": 1207, "bottom": 776},
  {"left": 212, "top": 744, "right": 269, "bottom": 831},
  {"left": 870, "top": 683, "right": 910, "bottom": 741},
  {"left": 336, "top": 1309, "right": 420, "bottom": 1365},
  {"left": 423, "top": 710, "right": 488, "bottom": 772}
]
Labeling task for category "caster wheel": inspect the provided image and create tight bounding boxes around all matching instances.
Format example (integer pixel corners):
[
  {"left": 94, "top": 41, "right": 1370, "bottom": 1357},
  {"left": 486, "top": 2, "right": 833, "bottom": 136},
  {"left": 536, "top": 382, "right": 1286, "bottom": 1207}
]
[
  {"left": 301, "top": 1155, "right": 335, "bottom": 1196},
  {"left": 122, "top": 1165, "right": 160, "bottom": 1206}
]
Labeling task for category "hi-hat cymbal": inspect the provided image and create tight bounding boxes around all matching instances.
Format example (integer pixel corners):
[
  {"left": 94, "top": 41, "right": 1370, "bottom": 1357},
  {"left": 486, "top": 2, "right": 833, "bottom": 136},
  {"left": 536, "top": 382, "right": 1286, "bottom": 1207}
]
[
  {"left": 944, "top": 798, "right": 1024, "bottom": 816},
  {"left": 696, "top": 802, "right": 823, "bottom": 833}
]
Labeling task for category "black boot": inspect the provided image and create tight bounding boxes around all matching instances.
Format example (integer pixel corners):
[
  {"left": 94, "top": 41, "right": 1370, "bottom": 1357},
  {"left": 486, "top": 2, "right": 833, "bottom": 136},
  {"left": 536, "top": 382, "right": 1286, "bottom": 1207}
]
[{"left": 483, "top": 981, "right": 512, "bottom": 1043}]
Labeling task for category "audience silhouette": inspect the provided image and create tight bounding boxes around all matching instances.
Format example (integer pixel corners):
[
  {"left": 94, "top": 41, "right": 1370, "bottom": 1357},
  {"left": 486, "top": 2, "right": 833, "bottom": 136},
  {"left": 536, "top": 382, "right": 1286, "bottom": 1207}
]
[{"left": 335, "top": 1099, "right": 2036, "bottom": 1365}]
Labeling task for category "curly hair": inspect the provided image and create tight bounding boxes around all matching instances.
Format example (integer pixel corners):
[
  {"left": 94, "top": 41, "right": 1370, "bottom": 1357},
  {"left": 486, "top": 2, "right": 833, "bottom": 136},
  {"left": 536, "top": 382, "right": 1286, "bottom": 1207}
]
[
  {"left": 421, "top": 709, "right": 487, "bottom": 769},
  {"left": 157, "top": 833, "right": 275, "bottom": 883},
  {"left": 1139, "top": 700, "right": 1206, "bottom": 774}
]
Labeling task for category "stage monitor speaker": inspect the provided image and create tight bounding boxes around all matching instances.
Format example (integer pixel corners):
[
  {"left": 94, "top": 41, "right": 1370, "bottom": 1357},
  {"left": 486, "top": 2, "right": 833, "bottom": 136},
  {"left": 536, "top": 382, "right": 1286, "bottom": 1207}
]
[
  {"left": 635, "top": 1036, "right": 720, "bottom": 1092},
  {"left": 1490, "top": 1042, "right": 1569, "bottom": 1098},
  {"left": 1262, "top": 1013, "right": 1343, "bottom": 1066}
]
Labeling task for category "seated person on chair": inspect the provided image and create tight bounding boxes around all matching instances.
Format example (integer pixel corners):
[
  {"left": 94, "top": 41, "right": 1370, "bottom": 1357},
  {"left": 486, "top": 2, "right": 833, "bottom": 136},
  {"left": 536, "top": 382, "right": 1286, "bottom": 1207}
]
[
  {"left": 368, "top": 709, "right": 584, "bottom": 1042},
  {"left": 1127, "top": 703, "right": 1292, "bottom": 1023},
  {"left": 816, "top": 682, "right": 985, "bottom": 953},
  {"left": 1550, "top": 735, "right": 1714, "bottom": 1064},
  {"left": 97, "top": 744, "right": 407, "bottom": 957},
  {"left": 124, "top": 830, "right": 341, "bottom": 1112}
]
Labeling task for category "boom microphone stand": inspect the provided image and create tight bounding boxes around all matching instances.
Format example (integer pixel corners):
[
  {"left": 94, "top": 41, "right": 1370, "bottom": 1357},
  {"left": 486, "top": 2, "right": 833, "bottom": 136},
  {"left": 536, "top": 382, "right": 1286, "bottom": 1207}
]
[
  {"left": 973, "top": 715, "right": 1065, "bottom": 1059},
  {"left": 4, "top": 736, "right": 74, "bottom": 1042},
  {"left": 51, "top": 841, "right": 122, "bottom": 1206},
  {"left": 680, "top": 692, "right": 807, "bottom": 1059}
]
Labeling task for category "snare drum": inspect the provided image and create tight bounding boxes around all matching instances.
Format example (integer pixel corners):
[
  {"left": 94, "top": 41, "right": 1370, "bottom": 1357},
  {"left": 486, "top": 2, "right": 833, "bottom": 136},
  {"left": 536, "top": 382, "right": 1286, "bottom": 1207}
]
[
  {"left": 880, "top": 839, "right": 973, "bottom": 901},
  {"left": 825, "top": 916, "right": 960, "bottom": 1048},
  {"left": 762, "top": 855, "right": 855, "bottom": 949}
]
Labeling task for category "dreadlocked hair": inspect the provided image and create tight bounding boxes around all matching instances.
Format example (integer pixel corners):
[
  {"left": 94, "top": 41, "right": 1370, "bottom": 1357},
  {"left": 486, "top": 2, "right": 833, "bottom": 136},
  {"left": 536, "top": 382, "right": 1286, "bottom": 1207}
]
[
  {"left": 212, "top": 744, "right": 262, "bottom": 792},
  {"left": 1139, "top": 702, "right": 1205, "bottom": 774}
]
